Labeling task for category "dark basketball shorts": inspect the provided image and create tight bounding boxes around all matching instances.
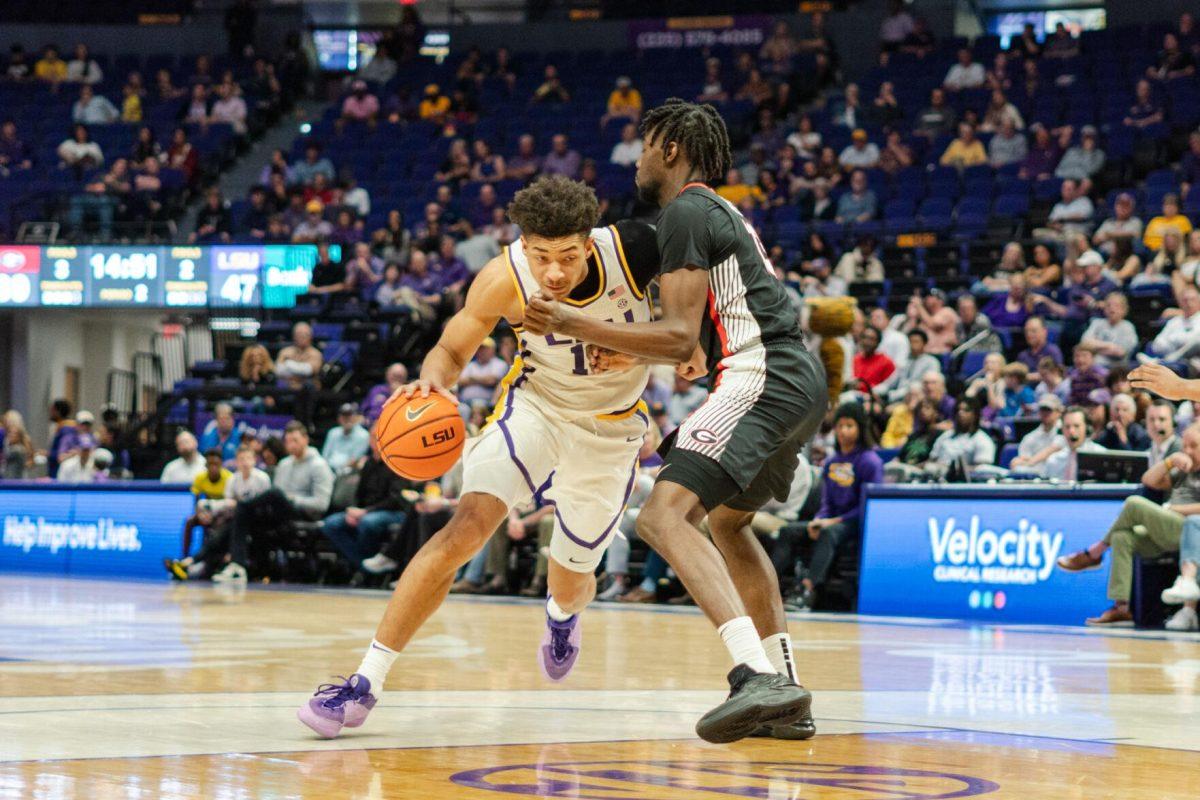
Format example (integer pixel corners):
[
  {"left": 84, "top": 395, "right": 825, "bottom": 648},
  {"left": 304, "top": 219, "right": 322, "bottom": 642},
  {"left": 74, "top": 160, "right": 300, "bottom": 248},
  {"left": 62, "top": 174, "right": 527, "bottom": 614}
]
[{"left": 657, "top": 341, "right": 828, "bottom": 513}]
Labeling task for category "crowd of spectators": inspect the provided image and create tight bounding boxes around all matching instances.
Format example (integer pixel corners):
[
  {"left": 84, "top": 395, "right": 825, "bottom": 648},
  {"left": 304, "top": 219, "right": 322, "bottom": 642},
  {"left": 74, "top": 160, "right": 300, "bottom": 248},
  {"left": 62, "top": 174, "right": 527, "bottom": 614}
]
[
  {"left": 8, "top": 10, "right": 1200, "bottom": 628},
  {"left": 2, "top": 36, "right": 304, "bottom": 240}
]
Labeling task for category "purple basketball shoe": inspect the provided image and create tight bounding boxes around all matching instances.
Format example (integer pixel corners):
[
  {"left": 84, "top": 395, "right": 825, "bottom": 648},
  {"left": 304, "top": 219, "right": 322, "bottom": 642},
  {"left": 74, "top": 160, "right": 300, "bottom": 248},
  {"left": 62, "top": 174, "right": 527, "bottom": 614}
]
[
  {"left": 539, "top": 613, "right": 581, "bottom": 682},
  {"left": 297, "top": 674, "right": 377, "bottom": 739}
]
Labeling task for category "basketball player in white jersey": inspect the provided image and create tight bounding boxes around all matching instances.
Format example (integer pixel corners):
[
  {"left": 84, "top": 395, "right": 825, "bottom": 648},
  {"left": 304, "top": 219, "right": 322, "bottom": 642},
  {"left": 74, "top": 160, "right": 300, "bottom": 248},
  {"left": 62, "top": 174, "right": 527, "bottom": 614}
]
[{"left": 298, "top": 176, "right": 662, "bottom": 739}]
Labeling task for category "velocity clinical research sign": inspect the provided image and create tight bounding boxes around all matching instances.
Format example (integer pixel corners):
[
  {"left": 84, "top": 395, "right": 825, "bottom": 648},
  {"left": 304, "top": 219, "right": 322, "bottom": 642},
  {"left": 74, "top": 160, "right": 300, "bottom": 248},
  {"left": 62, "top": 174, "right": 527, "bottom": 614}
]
[
  {"left": 0, "top": 483, "right": 194, "bottom": 578},
  {"left": 858, "top": 489, "right": 1127, "bottom": 625}
]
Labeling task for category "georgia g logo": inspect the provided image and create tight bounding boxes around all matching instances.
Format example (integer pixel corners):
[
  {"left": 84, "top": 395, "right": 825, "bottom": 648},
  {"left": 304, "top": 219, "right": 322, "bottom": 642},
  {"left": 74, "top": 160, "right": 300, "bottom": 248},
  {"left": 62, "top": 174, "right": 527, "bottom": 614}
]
[{"left": 690, "top": 429, "right": 720, "bottom": 445}]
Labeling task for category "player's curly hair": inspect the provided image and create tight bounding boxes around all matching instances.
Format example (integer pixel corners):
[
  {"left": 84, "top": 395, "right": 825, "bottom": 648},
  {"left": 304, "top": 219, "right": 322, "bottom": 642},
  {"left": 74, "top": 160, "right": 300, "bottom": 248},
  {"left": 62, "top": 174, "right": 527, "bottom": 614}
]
[
  {"left": 507, "top": 175, "right": 599, "bottom": 239},
  {"left": 640, "top": 98, "right": 733, "bottom": 185}
]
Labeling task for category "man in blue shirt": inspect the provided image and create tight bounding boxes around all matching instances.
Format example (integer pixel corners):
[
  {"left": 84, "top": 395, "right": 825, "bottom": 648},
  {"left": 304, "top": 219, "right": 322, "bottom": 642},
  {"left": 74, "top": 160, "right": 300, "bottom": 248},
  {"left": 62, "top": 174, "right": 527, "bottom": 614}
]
[
  {"left": 835, "top": 169, "right": 877, "bottom": 223},
  {"left": 290, "top": 143, "right": 336, "bottom": 187},
  {"left": 322, "top": 403, "right": 370, "bottom": 471},
  {"left": 198, "top": 402, "right": 244, "bottom": 463}
]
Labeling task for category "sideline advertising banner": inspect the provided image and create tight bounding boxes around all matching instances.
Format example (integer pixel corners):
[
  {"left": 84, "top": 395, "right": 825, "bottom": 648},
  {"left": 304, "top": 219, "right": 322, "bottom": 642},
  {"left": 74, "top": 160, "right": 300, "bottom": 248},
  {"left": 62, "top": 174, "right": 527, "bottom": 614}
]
[
  {"left": 0, "top": 483, "right": 194, "bottom": 579},
  {"left": 859, "top": 486, "right": 1134, "bottom": 625}
]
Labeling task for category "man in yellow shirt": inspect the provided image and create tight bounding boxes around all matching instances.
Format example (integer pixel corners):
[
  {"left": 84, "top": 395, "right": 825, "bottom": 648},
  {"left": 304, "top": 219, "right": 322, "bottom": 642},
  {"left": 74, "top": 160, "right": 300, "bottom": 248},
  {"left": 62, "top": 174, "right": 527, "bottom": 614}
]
[
  {"left": 35, "top": 46, "right": 67, "bottom": 83},
  {"left": 418, "top": 84, "right": 451, "bottom": 123},
  {"left": 601, "top": 76, "right": 643, "bottom": 127},
  {"left": 1144, "top": 194, "right": 1194, "bottom": 250},
  {"left": 940, "top": 122, "right": 987, "bottom": 169}
]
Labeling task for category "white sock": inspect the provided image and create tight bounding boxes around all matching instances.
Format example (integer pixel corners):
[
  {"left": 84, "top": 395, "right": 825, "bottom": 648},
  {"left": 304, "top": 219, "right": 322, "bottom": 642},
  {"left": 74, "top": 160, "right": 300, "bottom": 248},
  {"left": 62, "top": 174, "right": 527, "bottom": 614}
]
[
  {"left": 762, "top": 632, "right": 798, "bottom": 683},
  {"left": 546, "top": 596, "right": 574, "bottom": 622},
  {"left": 355, "top": 638, "right": 400, "bottom": 693},
  {"left": 718, "top": 616, "right": 776, "bottom": 674}
]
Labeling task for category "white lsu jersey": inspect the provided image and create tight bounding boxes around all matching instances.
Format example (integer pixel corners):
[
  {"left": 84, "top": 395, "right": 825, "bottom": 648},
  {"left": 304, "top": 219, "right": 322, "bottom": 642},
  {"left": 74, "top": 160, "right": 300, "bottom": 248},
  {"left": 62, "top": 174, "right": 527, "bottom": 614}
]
[{"left": 500, "top": 225, "right": 654, "bottom": 420}]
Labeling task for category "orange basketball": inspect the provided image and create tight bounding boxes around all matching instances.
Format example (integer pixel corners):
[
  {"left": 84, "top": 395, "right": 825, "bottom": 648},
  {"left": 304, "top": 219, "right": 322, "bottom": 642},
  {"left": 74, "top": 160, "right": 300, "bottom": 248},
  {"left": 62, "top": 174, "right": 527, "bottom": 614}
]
[{"left": 374, "top": 393, "right": 466, "bottom": 481}]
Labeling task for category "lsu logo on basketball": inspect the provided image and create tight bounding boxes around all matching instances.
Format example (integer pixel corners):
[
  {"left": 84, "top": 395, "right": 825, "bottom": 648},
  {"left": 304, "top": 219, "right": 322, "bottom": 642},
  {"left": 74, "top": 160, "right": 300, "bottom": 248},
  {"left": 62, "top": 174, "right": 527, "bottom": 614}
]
[
  {"left": 690, "top": 429, "right": 720, "bottom": 445},
  {"left": 421, "top": 427, "right": 458, "bottom": 447}
]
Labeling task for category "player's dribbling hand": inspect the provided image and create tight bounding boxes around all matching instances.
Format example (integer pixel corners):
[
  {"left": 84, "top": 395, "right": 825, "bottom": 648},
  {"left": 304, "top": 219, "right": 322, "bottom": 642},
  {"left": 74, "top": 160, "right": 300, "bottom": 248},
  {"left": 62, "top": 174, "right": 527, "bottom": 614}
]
[
  {"left": 523, "top": 291, "right": 568, "bottom": 336},
  {"left": 392, "top": 379, "right": 456, "bottom": 403},
  {"left": 588, "top": 345, "right": 640, "bottom": 373},
  {"left": 1130, "top": 363, "right": 1189, "bottom": 400}
]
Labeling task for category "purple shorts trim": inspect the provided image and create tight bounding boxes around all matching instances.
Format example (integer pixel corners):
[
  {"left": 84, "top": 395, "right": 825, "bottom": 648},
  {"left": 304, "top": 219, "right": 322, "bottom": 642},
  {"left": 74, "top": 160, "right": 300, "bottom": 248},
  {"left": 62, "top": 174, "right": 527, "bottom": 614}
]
[
  {"left": 552, "top": 454, "right": 640, "bottom": 551},
  {"left": 496, "top": 375, "right": 538, "bottom": 495},
  {"left": 496, "top": 381, "right": 644, "bottom": 552}
]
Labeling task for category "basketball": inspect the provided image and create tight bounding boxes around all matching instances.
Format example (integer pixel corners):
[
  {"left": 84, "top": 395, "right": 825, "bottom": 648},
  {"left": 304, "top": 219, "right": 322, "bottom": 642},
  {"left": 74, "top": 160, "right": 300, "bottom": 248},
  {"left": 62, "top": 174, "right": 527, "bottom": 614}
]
[{"left": 373, "top": 393, "right": 466, "bottom": 481}]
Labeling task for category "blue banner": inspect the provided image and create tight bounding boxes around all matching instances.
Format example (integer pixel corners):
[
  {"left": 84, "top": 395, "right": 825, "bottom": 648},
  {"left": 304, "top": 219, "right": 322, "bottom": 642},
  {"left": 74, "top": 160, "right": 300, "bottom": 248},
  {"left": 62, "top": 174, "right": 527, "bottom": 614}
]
[
  {"left": 0, "top": 482, "right": 194, "bottom": 579},
  {"left": 859, "top": 489, "right": 1131, "bottom": 625}
]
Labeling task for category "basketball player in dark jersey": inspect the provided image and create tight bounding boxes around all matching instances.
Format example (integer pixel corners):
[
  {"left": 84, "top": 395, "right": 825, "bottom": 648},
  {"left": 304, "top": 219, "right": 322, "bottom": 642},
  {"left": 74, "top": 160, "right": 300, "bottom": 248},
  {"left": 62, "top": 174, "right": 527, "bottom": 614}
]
[{"left": 524, "top": 98, "right": 827, "bottom": 744}]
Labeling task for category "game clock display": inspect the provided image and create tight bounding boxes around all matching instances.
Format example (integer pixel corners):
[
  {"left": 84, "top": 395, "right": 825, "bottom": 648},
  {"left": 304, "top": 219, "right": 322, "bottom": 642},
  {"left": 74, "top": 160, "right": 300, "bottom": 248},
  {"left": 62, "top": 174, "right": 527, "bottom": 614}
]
[{"left": 86, "top": 247, "right": 164, "bottom": 306}]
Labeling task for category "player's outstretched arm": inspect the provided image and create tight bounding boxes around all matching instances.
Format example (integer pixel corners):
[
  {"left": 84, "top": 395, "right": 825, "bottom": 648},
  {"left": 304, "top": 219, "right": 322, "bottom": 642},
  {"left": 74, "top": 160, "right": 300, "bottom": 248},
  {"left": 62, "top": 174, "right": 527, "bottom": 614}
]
[
  {"left": 524, "top": 267, "right": 708, "bottom": 364},
  {"left": 398, "top": 258, "right": 518, "bottom": 400},
  {"left": 1130, "top": 363, "right": 1200, "bottom": 401}
]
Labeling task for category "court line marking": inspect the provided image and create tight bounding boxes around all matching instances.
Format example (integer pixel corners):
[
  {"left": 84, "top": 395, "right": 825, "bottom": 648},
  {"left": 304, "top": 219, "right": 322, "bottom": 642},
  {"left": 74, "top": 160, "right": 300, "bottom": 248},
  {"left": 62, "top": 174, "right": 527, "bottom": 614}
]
[
  {"left": 5, "top": 573, "right": 1199, "bottom": 644},
  {"left": 3, "top": 694, "right": 1198, "bottom": 760},
  {"left": 3, "top": 722, "right": 1196, "bottom": 768}
]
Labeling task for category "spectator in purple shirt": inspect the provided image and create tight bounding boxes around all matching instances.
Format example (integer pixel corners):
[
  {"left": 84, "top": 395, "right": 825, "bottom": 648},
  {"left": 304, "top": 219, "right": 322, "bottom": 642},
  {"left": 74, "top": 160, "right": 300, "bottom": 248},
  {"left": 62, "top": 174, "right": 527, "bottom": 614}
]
[
  {"left": 1019, "top": 124, "right": 1061, "bottom": 181},
  {"left": 771, "top": 402, "right": 883, "bottom": 611},
  {"left": 1124, "top": 79, "right": 1164, "bottom": 130},
  {"left": 981, "top": 273, "right": 1033, "bottom": 328},
  {"left": 468, "top": 184, "right": 502, "bottom": 230},
  {"left": 400, "top": 250, "right": 441, "bottom": 296},
  {"left": 1016, "top": 316, "right": 1064, "bottom": 379},
  {"left": 1067, "top": 251, "right": 1118, "bottom": 315},
  {"left": 541, "top": 133, "right": 581, "bottom": 179},
  {"left": 1182, "top": 131, "right": 1200, "bottom": 198},
  {"left": 429, "top": 235, "right": 470, "bottom": 306},
  {"left": 46, "top": 399, "right": 79, "bottom": 479},
  {"left": 397, "top": 250, "right": 442, "bottom": 321},
  {"left": 1034, "top": 252, "right": 1117, "bottom": 326},
  {"left": 922, "top": 372, "right": 957, "bottom": 425},
  {"left": 0, "top": 120, "right": 32, "bottom": 172},
  {"left": 504, "top": 134, "right": 541, "bottom": 182},
  {"left": 361, "top": 363, "right": 409, "bottom": 424},
  {"left": 1066, "top": 343, "right": 1107, "bottom": 406}
]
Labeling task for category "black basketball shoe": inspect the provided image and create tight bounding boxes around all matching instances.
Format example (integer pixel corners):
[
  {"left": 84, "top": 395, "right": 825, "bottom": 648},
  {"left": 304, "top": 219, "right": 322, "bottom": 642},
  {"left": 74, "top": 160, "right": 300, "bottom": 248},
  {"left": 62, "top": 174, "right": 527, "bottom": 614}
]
[
  {"left": 695, "top": 664, "right": 813, "bottom": 744},
  {"left": 750, "top": 704, "right": 816, "bottom": 740}
]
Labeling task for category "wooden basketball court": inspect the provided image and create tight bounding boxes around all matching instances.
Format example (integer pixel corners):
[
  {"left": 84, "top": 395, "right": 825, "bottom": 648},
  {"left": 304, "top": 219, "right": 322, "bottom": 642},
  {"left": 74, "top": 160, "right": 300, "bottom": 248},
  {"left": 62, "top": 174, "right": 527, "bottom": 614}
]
[{"left": 2, "top": 575, "right": 1198, "bottom": 798}]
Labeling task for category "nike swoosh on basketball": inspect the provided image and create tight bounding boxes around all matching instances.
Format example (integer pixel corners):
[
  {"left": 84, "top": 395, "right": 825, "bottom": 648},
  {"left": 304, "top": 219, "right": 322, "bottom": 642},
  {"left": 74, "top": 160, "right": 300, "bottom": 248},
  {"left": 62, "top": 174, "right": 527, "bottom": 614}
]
[{"left": 406, "top": 401, "right": 436, "bottom": 422}]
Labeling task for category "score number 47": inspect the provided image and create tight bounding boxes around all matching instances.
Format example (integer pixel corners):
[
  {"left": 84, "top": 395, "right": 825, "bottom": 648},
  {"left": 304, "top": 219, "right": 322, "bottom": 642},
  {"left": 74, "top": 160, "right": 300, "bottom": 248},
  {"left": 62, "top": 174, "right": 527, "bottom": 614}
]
[{"left": 219, "top": 273, "right": 258, "bottom": 304}]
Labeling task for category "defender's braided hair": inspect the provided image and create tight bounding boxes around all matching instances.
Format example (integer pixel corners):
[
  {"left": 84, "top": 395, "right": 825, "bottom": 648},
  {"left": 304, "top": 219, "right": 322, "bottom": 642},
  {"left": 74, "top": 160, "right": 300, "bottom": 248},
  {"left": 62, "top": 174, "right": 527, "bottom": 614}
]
[{"left": 639, "top": 98, "right": 733, "bottom": 185}]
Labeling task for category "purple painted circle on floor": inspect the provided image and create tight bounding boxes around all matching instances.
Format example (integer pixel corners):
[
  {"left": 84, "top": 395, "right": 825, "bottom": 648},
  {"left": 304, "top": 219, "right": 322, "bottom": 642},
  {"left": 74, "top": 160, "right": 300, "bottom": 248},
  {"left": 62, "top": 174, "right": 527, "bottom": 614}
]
[{"left": 450, "top": 759, "right": 1001, "bottom": 799}]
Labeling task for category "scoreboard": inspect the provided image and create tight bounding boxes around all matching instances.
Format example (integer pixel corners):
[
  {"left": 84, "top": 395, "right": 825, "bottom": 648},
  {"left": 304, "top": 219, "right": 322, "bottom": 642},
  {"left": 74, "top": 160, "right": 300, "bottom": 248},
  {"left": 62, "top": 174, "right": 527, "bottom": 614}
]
[{"left": 0, "top": 244, "right": 339, "bottom": 310}]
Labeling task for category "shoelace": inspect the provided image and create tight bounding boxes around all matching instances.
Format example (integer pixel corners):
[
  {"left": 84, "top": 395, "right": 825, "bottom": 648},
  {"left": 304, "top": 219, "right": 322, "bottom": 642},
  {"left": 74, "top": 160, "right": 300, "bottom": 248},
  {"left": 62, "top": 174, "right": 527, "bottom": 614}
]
[
  {"left": 313, "top": 676, "right": 359, "bottom": 708},
  {"left": 549, "top": 625, "right": 573, "bottom": 662}
]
